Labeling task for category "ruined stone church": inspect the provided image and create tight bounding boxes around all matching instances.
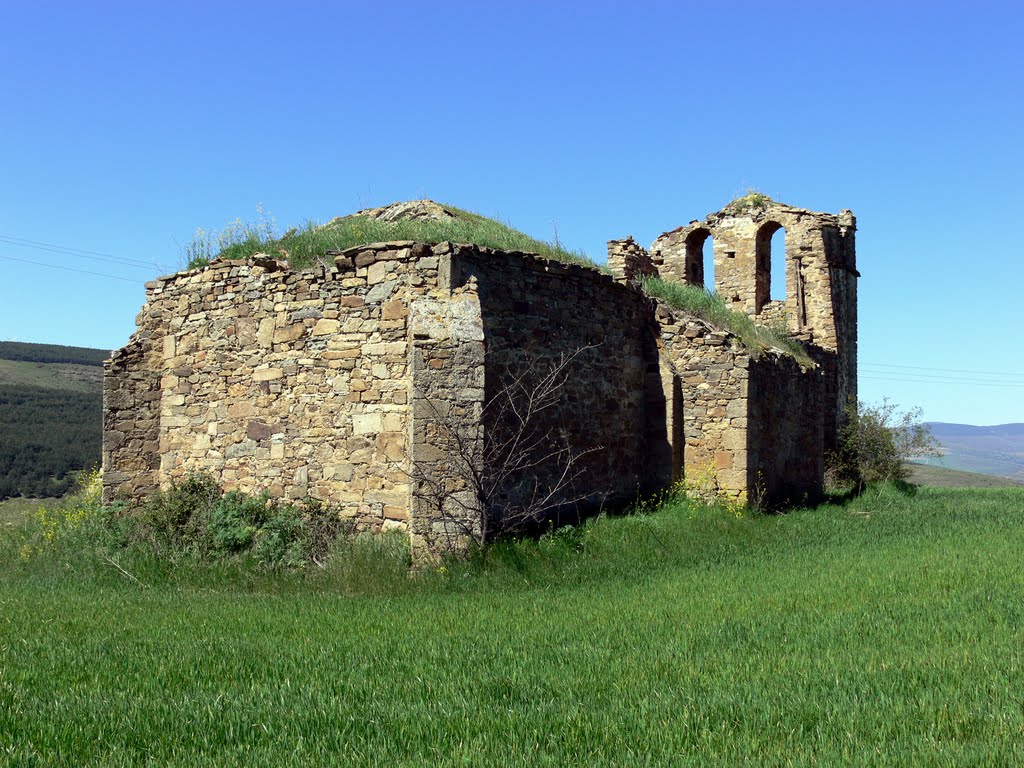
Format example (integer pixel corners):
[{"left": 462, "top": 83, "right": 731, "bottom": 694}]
[{"left": 103, "top": 198, "right": 857, "bottom": 553}]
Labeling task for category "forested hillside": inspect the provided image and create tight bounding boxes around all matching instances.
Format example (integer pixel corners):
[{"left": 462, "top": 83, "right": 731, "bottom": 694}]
[
  {"left": 0, "top": 341, "right": 108, "bottom": 366},
  {"left": 0, "top": 341, "right": 105, "bottom": 499}
]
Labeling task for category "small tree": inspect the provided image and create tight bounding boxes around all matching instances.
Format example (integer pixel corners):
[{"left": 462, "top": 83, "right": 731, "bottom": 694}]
[{"left": 826, "top": 398, "right": 940, "bottom": 491}]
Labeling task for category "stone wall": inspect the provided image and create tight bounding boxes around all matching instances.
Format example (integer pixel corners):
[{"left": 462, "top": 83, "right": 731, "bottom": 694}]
[
  {"left": 104, "top": 244, "right": 445, "bottom": 538},
  {"left": 650, "top": 199, "right": 857, "bottom": 456},
  {"left": 451, "top": 244, "right": 666, "bottom": 520},
  {"left": 606, "top": 237, "right": 659, "bottom": 284},
  {"left": 653, "top": 301, "right": 825, "bottom": 506},
  {"left": 656, "top": 304, "right": 751, "bottom": 497},
  {"left": 408, "top": 285, "right": 486, "bottom": 554},
  {"left": 106, "top": 242, "right": 670, "bottom": 549},
  {"left": 102, "top": 334, "right": 163, "bottom": 500},
  {"left": 747, "top": 355, "right": 825, "bottom": 505}
]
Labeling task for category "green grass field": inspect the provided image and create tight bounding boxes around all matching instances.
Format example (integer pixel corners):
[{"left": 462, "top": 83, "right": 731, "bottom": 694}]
[
  {"left": 907, "top": 461, "right": 1022, "bottom": 488},
  {"left": 2, "top": 485, "right": 1024, "bottom": 765}
]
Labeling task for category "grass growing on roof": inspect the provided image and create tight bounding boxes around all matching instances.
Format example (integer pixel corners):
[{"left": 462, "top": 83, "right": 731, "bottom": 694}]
[
  {"left": 184, "top": 203, "right": 597, "bottom": 271},
  {"left": 727, "top": 188, "right": 774, "bottom": 214},
  {"left": 641, "top": 275, "right": 813, "bottom": 366}
]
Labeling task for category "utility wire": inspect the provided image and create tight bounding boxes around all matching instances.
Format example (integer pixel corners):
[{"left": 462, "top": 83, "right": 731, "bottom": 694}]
[
  {"left": 0, "top": 233, "right": 154, "bottom": 265},
  {"left": 0, "top": 233, "right": 173, "bottom": 273},
  {"left": 862, "top": 361, "right": 1024, "bottom": 377},
  {"left": 861, "top": 368, "right": 1024, "bottom": 386},
  {"left": 861, "top": 374, "right": 1024, "bottom": 389},
  {"left": 0, "top": 253, "right": 141, "bottom": 283}
]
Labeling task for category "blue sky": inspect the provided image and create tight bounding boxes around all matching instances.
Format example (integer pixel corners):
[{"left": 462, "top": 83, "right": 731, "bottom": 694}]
[{"left": 2, "top": 1, "right": 1022, "bottom": 425}]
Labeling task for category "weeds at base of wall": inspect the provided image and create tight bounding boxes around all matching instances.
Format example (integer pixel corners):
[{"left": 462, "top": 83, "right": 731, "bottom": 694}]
[
  {"left": 629, "top": 461, "right": 749, "bottom": 520},
  {"left": 10, "top": 471, "right": 413, "bottom": 588},
  {"left": 16, "top": 467, "right": 105, "bottom": 562},
  {"left": 7, "top": 469, "right": 764, "bottom": 593}
]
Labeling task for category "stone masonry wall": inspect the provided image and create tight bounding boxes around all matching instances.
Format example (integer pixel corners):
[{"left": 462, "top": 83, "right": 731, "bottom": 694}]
[
  {"left": 654, "top": 301, "right": 824, "bottom": 505},
  {"left": 747, "top": 355, "right": 825, "bottom": 505},
  {"left": 655, "top": 304, "right": 750, "bottom": 498},
  {"left": 104, "top": 244, "right": 444, "bottom": 537},
  {"left": 451, "top": 244, "right": 666, "bottom": 520},
  {"left": 102, "top": 332, "right": 164, "bottom": 500},
  {"left": 106, "top": 241, "right": 671, "bottom": 546},
  {"left": 650, "top": 200, "right": 857, "bottom": 458},
  {"left": 606, "top": 237, "right": 659, "bottom": 284},
  {"left": 651, "top": 202, "right": 852, "bottom": 344},
  {"left": 408, "top": 285, "right": 486, "bottom": 555}
]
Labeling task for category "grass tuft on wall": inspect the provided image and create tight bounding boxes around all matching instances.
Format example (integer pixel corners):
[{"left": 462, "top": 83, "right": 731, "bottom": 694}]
[{"left": 640, "top": 276, "right": 813, "bottom": 366}]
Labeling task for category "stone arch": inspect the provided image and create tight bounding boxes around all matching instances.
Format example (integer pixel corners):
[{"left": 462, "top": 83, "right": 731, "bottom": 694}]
[
  {"left": 754, "top": 220, "right": 784, "bottom": 313},
  {"left": 683, "top": 228, "right": 713, "bottom": 289}
]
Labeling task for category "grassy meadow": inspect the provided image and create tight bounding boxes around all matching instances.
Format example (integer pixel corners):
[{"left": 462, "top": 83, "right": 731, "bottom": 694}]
[
  {"left": 2, "top": 484, "right": 1024, "bottom": 765},
  {"left": 906, "top": 462, "right": 1022, "bottom": 488}
]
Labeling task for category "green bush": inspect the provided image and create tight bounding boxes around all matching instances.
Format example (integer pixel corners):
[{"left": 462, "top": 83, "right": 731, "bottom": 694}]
[
  {"left": 726, "top": 189, "right": 773, "bottom": 214},
  {"left": 6, "top": 472, "right": 413, "bottom": 590},
  {"left": 116, "top": 473, "right": 352, "bottom": 569},
  {"left": 826, "top": 399, "right": 940, "bottom": 491}
]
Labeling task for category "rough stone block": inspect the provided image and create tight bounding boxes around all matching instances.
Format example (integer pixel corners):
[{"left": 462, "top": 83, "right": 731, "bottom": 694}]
[
  {"left": 273, "top": 324, "right": 304, "bottom": 343},
  {"left": 365, "top": 279, "right": 397, "bottom": 304},
  {"left": 383, "top": 505, "right": 409, "bottom": 521},
  {"left": 352, "top": 413, "right": 383, "bottom": 434},
  {"left": 312, "top": 319, "right": 340, "bottom": 335},
  {"left": 381, "top": 300, "right": 408, "bottom": 320}
]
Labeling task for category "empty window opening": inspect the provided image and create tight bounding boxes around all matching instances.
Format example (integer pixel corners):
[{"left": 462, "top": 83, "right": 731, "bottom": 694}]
[
  {"left": 682, "top": 228, "right": 713, "bottom": 290},
  {"left": 770, "top": 227, "right": 786, "bottom": 301},
  {"left": 754, "top": 221, "right": 784, "bottom": 313},
  {"left": 702, "top": 235, "right": 715, "bottom": 292}
]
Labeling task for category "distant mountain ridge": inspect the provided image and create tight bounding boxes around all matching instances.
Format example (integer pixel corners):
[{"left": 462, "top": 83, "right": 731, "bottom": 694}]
[
  {"left": 927, "top": 422, "right": 1024, "bottom": 437},
  {"left": 918, "top": 422, "right": 1024, "bottom": 483}
]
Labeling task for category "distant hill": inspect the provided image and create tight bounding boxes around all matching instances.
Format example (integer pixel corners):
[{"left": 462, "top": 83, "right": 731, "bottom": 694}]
[
  {"left": 0, "top": 341, "right": 106, "bottom": 499},
  {"left": 916, "top": 422, "right": 1024, "bottom": 484},
  {"left": 0, "top": 341, "right": 108, "bottom": 366}
]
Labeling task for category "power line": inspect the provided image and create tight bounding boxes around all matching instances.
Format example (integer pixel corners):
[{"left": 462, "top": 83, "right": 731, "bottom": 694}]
[
  {"left": 861, "top": 367, "right": 1024, "bottom": 386},
  {"left": 860, "top": 374, "right": 1024, "bottom": 389},
  {"left": 0, "top": 235, "right": 171, "bottom": 273},
  {"left": 0, "top": 233, "right": 154, "bottom": 265},
  {"left": 862, "top": 361, "right": 1024, "bottom": 377},
  {"left": 0, "top": 253, "right": 141, "bottom": 283}
]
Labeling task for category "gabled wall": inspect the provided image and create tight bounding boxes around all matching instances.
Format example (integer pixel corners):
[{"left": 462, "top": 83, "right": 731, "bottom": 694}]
[
  {"left": 104, "top": 246, "right": 444, "bottom": 536},
  {"left": 650, "top": 200, "right": 857, "bottom": 453}
]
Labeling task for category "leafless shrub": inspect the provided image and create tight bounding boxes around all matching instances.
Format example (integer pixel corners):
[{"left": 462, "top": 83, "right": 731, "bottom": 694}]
[{"left": 411, "top": 345, "right": 601, "bottom": 548}]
